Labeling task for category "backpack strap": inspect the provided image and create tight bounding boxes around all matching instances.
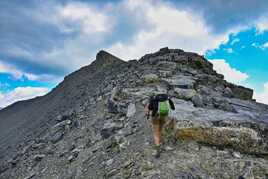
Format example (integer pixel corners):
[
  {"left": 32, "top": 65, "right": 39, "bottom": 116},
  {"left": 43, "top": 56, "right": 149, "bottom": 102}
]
[
  {"left": 168, "top": 98, "right": 175, "bottom": 110},
  {"left": 148, "top": 95, "right": 158, "bottom": 116}
]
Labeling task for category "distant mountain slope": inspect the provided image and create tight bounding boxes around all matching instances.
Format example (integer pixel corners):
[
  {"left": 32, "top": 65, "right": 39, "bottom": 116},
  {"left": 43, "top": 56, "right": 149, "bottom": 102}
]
[
  {"left": 0, "top": 48, "right": 268, "bottom": 179},
  {"left": 0, "top": 50, "right": 126, "bottom": 160}
]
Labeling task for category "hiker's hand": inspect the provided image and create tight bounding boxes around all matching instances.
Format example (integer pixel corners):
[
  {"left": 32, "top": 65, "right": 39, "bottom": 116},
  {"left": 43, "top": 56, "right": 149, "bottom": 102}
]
[{"left": 144, "top": 104, "right": 149, "bottom": 113}]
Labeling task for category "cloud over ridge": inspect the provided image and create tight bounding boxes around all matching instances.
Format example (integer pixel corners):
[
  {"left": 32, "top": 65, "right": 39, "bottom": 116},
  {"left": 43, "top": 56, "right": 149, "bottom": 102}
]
[
  {"left": 209, "top": 59, "right": 249, "bottom": 84},
  {"left": 0, "top": 87, "right": 49, "bottom": 108}
]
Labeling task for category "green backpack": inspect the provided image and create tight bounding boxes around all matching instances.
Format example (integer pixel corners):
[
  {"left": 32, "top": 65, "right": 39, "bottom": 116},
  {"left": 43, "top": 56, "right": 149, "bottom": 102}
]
[{"left": 158, "top": 100, "right": 170, "bottom": 116}]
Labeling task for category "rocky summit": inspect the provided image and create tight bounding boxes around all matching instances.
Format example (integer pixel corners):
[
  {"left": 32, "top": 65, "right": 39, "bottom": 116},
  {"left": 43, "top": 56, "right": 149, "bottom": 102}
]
[{"left": 0, "top": 47, "right": 268, "bottom": 179}]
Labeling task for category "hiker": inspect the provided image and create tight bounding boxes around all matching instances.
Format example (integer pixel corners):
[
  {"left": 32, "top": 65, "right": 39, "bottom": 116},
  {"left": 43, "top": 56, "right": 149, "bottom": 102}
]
[{"left": 144, "top": 93, "right": 175, "bottom": 158}]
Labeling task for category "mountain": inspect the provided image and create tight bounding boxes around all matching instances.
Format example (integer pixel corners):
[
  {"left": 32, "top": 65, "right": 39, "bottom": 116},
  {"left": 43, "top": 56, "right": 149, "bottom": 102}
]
[{"left": 0, "top": 48, "right": 268, "bottom": 179}]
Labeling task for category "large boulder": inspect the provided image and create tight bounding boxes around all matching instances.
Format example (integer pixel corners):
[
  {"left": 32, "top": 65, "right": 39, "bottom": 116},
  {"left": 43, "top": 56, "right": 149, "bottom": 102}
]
[
  {"left": 191, "top": 94, "right": 204, "bottom": 107},
  {"left": 176, "top": 127, "right": 268, "bottom": 155},
  {"left": 142, "top": 74, "right": 159, "bottom": 83},
  {"left": 228, "top": 84, "right": 253, "bottom": 100},
  {"left": 174, "top": 88, "right": 197, "bottom": 100},
  {"left": 164, "top": 75, "right": 196, "bottom": 89},
  {"left": 222, "top": 87, "right": 234, "bottom": 98}
]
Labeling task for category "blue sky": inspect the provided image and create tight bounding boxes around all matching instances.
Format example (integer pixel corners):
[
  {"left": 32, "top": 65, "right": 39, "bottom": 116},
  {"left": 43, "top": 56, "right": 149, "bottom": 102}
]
[
  {"left": 206, "top": 29, "right": 268, "bottom": 92},
  {"left": 0, "top": 0, "right": 268, "bottom": 107}
]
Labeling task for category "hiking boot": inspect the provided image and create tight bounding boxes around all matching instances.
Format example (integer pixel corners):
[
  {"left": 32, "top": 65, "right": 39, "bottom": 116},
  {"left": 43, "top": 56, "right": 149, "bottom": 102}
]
[{"left": 152, "top": 145, "right": 161, "bottom": 159}]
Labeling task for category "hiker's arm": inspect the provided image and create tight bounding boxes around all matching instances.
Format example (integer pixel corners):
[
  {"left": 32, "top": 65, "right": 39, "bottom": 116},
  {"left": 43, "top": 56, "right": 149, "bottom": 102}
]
[
  {"left": 144, "top": 97, "right": 152, "bottom": 114},
  {"left": 168, "top": 99, "right": 175, "bottom": 110},
  {"left": 144, "top": 103, "right": 149, "bottom": 113},
  {"left": 145, "top": 97, "right": 154, "bottom": 118},
  {"left": 144, "top": 103, "right": 151, "bottom": 120}
]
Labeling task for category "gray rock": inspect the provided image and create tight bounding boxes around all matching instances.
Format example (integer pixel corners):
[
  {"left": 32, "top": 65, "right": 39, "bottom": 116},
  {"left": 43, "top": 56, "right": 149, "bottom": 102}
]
[
  {"left": 223, "top": 87, "right": 234, "bottom": 98},
  {"left": 126, "top": 103, "right": 136, "bottom": 117},
  {"left": 8, "top": 156, "right": 19, "bottom": 168},
  {"left": 229, "top": 84, "right": 253, "bottom": 100},
  {"left": 56, "top": 114, "right": 69, "bottom": 122},
  {"left": 118, "top": 127, "right": 134, "bottom": 137},
  {"left": 56, "top": 110, "right": 75, "bottom": 122},
  {"left": 219, "top": 102, "right": 237, "bottom": 113},
  {"left": 174, "top": 172, "right": 195, "bottom": 179},
  {"left": 212, "top": 97, "right": 236, "bottom": 112},
  {"left": 174, "top": 88, "right": 197, "bottom": 100},
  {"left": 156, "top": 61, "right": 177, "bottom": 71},
  {"left": 107, "top": 98, "right": 118, "bottom": 113},
  {"left": 191, "top": 94, "right": 204, "bottom": 107},
  {"left": 142, "top": 74, "right": 159, "bottom": 83},
  {"left": 33, "top": 154, "right": 45, "bottom": 162},
  {"left": 176, "top": 126, "right": 268, "bottom": 155},
  {"left": 159, "top": 70, "right": 173, "bottom": 78},
  {"left": 165, "top": 75, "right": 196, "bottom": 89},
  {"left": 49, "top": 131, "right": 64, "bottom": 144},
  {"left": 23, "top": 172, "right": 36, "bottom": 179},
  {"left": 105, "top": 158, "right": 114, "bottom": 166},
  {"left": 101, "top": 122, "right": 123, "bottom": 139},
  {"left": 232, "top": 152, "right": 242, "bottom": 158},
  {"left": 67, "top": 149, "right": 80, "bottom": 163},
  {"left": 31, "top": 142, "right": 46, "bottom": 150},
  {"left": 53, "top": 120, "right": 72, "bottom": 130},
  {"left": 68, "top": 155, "right": 75, "bottom": 163},
  {"left": 111, "top": 87, "right": 120, "bottom": 100},
  {"left": 68, "top": 144, "right": 76, "bottom": 151},
  {"left": 197, "top": 85, "right": 211, "bottom": 95}
]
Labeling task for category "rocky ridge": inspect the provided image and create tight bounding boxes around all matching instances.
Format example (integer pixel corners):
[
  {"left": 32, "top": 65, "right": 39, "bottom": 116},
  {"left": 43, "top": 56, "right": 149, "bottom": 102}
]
[{"left": 0, "top": 48, "right": 268, "bottom": 179}]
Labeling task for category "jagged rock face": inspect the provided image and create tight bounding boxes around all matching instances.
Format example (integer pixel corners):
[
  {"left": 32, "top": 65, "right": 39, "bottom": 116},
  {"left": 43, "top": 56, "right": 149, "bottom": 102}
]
[{"left": 0, "top": 48, "right": 268, "bottom": 179}]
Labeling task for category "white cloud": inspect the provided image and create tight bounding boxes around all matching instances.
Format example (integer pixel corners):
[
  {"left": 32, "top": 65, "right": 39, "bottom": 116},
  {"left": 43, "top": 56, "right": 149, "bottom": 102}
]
[
  {"left": 225, "top": 48, "right": 234, "bottom": 53},
  {"left": 0, "top": 61, "right": 23, "bottom": 79},
  {"left": 209, "top": 59, "right": 249, "bottom": 84},
  {"left": 5, "top": 2, "right": 115, "bottom": 73},
  {"left": 107, "top": 0, "right": 234, "bottom": 60},
  {"left": 251, "top": 42, "right": 268, "bottom": 50},
  {"left": 253, "top": 82, "right": 268, "bottom": 104},
  {"left": 5, "top": 46, "right": 33, "bottom": 59},
  {"left": 230, "top": 38, "right": 240, "bottom": 45},
  {"left": 0, "top": 87, "right": 50, "bottom": 108},
  {"left": 0, "top": 61, "right": 57, "bottom": 82},
  {"left": 256, "top": 16, "right": 268, "bottom": 33},
  {"left": 56, "top": 2, "right": 114, "bottom": 35},
  {"left": 251, "top": 42, "right": 259, "bottom": 48},
  {"left": 0, "top": 0, "right": 253, "bottom": 77},
  {"left": 261, "top": 42, "right": 268, "bottom": 49}
]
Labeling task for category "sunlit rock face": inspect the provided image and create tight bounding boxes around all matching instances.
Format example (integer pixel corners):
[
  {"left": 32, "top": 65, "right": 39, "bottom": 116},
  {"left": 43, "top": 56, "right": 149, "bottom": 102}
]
[{"left": 0, "top": 48, "right": 267, "bottom": 179}]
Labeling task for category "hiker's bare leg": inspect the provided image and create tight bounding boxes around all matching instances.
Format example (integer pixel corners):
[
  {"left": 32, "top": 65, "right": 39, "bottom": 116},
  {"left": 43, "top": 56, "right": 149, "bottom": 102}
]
[
  {"left": 152, "top": 116, "right": 162, "bottom": 146},
  {"left": 159, "top": 116, "right": 167, "bottom": 144}
]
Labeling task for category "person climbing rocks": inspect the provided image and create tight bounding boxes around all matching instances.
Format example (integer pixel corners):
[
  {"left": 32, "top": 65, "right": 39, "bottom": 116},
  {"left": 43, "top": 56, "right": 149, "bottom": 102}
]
[{"left": 144, "top": 93, "right": 175, "bottom": 158}]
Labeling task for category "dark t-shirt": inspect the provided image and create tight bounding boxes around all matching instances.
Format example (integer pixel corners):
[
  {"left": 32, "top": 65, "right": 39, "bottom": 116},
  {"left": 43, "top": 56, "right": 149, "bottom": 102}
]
[{"left": 148, "top": 94, "right": 175, "bottom": 116}]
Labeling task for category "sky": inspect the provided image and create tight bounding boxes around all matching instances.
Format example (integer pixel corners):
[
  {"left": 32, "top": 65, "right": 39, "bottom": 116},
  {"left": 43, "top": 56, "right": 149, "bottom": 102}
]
[{"left": 0, "top": 0, "right": 268, "bottom": 108}]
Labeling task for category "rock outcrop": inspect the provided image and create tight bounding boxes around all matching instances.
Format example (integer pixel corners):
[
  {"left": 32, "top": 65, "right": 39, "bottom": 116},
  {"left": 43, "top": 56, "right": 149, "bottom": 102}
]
[{"left": 0, "top": 48, "right": 267, "bottom": 179}]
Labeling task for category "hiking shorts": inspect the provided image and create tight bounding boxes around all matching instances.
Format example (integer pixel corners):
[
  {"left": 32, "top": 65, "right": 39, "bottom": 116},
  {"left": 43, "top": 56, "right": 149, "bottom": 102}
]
[{"left": 151, "top": 114, "right": 166, "bottom": 126}]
